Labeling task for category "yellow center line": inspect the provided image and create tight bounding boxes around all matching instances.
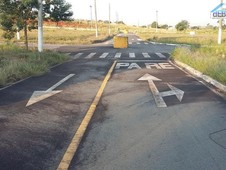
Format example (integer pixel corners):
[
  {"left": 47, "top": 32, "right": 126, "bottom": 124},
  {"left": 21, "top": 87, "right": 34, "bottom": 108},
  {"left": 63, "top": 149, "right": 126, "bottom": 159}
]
[{"left": 57, "top": 61, "right": 117, "bottom": 170}]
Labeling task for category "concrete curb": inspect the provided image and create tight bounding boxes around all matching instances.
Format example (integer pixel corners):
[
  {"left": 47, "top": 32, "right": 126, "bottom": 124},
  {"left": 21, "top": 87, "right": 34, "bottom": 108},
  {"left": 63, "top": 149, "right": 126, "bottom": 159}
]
[{"left": 174, "top": 60, "right": 226, "bottom": 93}]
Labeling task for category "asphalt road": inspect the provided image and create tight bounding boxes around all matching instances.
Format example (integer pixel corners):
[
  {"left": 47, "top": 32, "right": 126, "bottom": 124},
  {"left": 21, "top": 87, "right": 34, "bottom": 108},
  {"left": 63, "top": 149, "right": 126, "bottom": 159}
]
[{"left": 0, "top": 34, "right": 225, "bottom": 170}]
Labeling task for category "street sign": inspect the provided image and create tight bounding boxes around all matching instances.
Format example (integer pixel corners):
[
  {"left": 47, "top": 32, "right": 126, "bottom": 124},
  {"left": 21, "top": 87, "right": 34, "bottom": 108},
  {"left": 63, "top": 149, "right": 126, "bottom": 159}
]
[{"left": 211, "top": 3, "right": 226, "bottom": 19}]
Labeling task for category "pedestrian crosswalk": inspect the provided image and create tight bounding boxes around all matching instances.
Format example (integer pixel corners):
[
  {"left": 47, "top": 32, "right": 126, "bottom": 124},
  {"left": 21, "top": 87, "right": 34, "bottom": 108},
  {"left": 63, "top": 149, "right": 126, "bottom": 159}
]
[
  {"left": 106, "top": 41, "right": 177, "bottom": 46},
  {"left": 70, "top": 52, "right": 170, "bottom": 60},
  {"left": 107, "top": 42, "right": 151, "bottom": 45},
  {"left": 85, "top": 52, "right": 96, "bottom": 59},
  {"left": 129, "top": 53, "right": 136, "bottom": 58},
  {"left": 142, "top": 53, "right": 151, "bottom": 58}
]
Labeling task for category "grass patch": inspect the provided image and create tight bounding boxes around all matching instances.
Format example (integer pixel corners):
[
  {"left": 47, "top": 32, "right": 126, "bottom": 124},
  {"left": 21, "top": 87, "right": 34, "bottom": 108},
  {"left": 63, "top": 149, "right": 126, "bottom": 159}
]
[
  {"left": 0, "top": 28, "right": 115, "bottom": 45},
  {"left": 137, "top": 28, "right": 226, "bottom": 85},
  {"left": 171, "top": 46, "right": 226, "bottom": 84},
  {"left": 137, "top": 29, "right": 220, "bottom": 46},
  {"left": 0, "top": 44, "right": 69, "bottom": 88}
]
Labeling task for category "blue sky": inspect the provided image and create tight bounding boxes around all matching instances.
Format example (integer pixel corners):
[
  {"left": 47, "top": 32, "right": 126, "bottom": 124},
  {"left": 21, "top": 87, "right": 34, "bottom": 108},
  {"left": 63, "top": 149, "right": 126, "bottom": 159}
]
[{"left": 66, "top": 0, "right": 222, "bottom": 26}]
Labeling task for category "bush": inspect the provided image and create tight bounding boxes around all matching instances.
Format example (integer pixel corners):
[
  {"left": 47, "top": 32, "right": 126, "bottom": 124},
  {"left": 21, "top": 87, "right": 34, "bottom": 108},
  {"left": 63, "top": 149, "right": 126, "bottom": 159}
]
[
  {"left": 0, "top": 44, "right": 69, "bottom": 87},
  {"left": 172, "top": 46, "right": 226, "bottom": 84},
  {"left": 175, "top": 20, "right": 189, "bottom": 31}
]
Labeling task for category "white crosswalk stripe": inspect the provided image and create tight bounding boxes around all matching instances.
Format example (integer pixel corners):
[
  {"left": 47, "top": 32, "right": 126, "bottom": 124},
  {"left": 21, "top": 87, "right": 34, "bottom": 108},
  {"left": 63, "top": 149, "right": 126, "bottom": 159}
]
[
  {"left": 129, "top": 53, "right": 136, "bottom": 58},
  {"left": 136, "top": 42, "right": 141, "bottom": 45},
  {"left": 142, "top": 53, "right": 151, "bottom": 58},
  {"left": 99, "top": 53, "right": 109, "bottom": 58},
  {"left": 129, "top": 42, "right": 132, "bottom": 44},
  {"left": 72, "top": 53, "right": 83, "bottom": 59},
  {"left": 85, "top": 53, "right": 96, "bottom": 59},
  {"left": 155, "top": 53, "right": 166, "bottom": 58},
  {"left": 144, "top": 42, "right": 149, "bottom": 45},
  {"left": 114, "top": 53, "right": 122, "bottom": 58},
  {"left": 71, "top": 52, "right": 168, "bottom": 59}
]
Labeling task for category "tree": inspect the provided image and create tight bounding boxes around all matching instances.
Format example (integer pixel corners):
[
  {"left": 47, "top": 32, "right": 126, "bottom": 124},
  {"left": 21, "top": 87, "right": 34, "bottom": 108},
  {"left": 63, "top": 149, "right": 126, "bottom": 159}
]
[
  {"left": 44, "top": 0, "right": 73, "bottom": 25},
  {"left": 191, "top": 26, "right": 200, "bottom": 30},
  {"left": 0, "top": 0, "right": 38, "bottom": 49},
  {"left": 175, "top": 20, "right": 189, "bottom": 31},
  {"left": 115, "top": 21, "right": 125, "bottom": 25},
  {"left": 151, "top": 21, "right": 158, "bottom": 28},
  {"left": 0, "top": 0, "right": 73, "bottom": 49},
  {"left": 160, "top": 24, "right": 168, "bottom": 29}
]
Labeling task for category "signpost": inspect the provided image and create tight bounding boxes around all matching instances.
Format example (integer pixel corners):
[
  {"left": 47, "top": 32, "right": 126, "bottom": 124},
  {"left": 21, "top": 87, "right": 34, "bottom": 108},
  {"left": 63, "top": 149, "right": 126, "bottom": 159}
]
[{"left": 211, "top": 0, "right": 225, "bottom": 44}]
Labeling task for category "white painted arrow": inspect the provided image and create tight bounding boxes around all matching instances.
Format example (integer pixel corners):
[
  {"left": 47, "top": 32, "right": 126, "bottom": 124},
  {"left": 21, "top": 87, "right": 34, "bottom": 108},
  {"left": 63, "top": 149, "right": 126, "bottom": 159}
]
[
  {"left": 26, "top": 74, "right": 75, "bottom": 107},
  {"left": 138, "top": 74, "right": 184, "bottom": 107},
  {"left": 160, "top": 84, "right": 184, "bottom": 102}
]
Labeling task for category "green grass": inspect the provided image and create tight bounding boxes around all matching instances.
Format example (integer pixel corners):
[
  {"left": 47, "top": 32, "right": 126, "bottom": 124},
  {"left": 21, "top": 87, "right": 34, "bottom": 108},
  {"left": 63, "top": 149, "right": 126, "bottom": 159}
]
[
  {"left": 136, "top": 28, "right": 226, "bottom": 85},
  {"left": 0, "top": 27, "right": 116, "bottom": 45},
  {"left": 0, "top": 44, "right": 69, "bottom": 87},
  {"left": 171, "top": 46, "right": 226, "bottom": 84},
  {"left": 137, "top": 29, "right": 221, "bottom": 46}
]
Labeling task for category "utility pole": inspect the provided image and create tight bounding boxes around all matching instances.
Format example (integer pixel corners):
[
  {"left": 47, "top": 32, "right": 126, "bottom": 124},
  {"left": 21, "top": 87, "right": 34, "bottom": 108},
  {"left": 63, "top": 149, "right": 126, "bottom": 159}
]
[
  {"left": 94, "top": 0, "right": 98, "bottom": 37},
  {"left": 108, "top": 3, "right": 111, "bottom": 35},
  {"left": 38, "top": 0, "right": 43, "bottom": 52},
  {"left": 218, "top": 0, "right": 223, "bottom": 44},
  {"left": 90, "top": 5, "right": 93, "bottom": 30},
  {"left": 156, "top": 10, "right": 158, "bottom": 32}
]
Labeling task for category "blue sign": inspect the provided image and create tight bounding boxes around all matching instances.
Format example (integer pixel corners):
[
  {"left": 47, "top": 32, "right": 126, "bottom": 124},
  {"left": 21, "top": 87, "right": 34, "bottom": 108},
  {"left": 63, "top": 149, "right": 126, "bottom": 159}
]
[{"left": 211, "top": 3, "right": 226, "bottom": 19}]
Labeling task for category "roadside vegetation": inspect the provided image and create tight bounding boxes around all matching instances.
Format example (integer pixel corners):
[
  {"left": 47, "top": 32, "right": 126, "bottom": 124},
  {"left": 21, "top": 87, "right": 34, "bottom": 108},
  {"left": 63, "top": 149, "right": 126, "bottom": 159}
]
[
  {"left": 137, "top": 27, "right": 226, "bottom": 85},
  {"left": 0, "top": 44, "right": 69, "bottom": 88},
  {"left": 137, "top": 29, "right": 218, "bottom": 46},
  {"left": 0, "top": 19, "right": 126, "bottom": 88},
  {"left": 11, "top": 28, "right": 114, "bottom": 45},
  {"left": 1, "top": 13, "right": 226, "bottom": 86},
  {"left": 172, "top": 46, "right": 226, "bottom": 84}
]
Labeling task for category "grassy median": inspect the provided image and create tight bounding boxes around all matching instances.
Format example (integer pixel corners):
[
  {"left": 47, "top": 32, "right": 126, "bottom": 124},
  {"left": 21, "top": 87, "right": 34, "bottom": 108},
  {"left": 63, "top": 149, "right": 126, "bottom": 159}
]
[{"left": 0, "top": 44, "right": 69, "bottom": 88}]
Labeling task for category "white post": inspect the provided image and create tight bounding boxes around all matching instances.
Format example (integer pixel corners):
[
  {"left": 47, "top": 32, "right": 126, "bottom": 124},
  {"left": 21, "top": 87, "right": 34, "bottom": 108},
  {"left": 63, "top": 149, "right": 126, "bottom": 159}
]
[
  {"left": 156, "top": 10, "right": 158, "bottom": 32},
  {"left": 218, "top": 19, "right": 222, "bottom": 44},
  {"left": 16, "top": 28, "right": 20, "bottom": 40},
  {"left": 108, "top": 3, "right": 111, "bottom": 35},
  {"left": 94, "top": 0, "right": 98, "bottom": 37},
  {"left": 90, "top": 5, "right": 93, "bottom": 30},
  {"left": 38, "top": 0, "right": 43, "bottom": 52},
  {"left": 218, "top": 0, "right": 223, "bottom": 45}
]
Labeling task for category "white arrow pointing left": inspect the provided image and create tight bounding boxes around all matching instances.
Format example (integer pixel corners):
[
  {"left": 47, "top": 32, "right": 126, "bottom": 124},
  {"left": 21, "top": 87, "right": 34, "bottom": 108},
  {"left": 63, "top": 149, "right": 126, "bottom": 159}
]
[{"left": 26, "top": 74, "right": 75, "bottom": 107}]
